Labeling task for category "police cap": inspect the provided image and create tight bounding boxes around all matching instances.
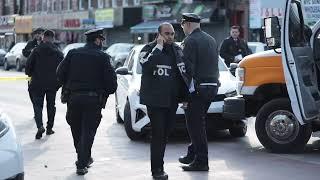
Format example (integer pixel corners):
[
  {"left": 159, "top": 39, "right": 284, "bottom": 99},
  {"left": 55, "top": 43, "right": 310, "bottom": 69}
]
[
  {"left": 84, "top": 28, "right": 105, "bottom": 40},
  {"left": 181, "top": 13, "right": 201, "bottom": 23},
  {"left": 32, "top": 27, "right": 45, "bottom": 34}
]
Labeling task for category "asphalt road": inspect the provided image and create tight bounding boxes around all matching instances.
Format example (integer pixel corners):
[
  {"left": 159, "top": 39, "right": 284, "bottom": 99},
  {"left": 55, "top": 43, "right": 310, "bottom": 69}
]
[{"left": 0, "top": 69, "right": 320, "bottom": 180}]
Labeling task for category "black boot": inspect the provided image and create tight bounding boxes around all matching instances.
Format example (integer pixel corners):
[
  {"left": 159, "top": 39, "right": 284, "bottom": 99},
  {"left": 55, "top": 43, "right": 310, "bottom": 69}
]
[
  {"left": 75, "top": 157, "right": 94, "bottom": 168},
  {"left": 35, "top": 127, "right": 45, "bottom": 139},
  {"left": 46, "top": 128, "right": 55, "bottom": 135},
  {"left": 76, "top": 167, "right": 88, "bottom": 175},
  {"left": 152, "top": 168, "right": 168, "bottom": 180},
  {"left": 178, "top": 154, "right": 195, "bottom": 164},
  {"left": 181, "top": 160, "right": 209, "bottom": 171}
]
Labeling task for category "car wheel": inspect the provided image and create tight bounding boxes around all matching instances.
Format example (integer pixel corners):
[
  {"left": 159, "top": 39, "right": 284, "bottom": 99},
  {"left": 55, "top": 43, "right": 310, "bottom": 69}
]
[
  {"left": 3, "top": 59, "right": 9, "bottom": 70},
  {"left": 124, "top": 100, "right": 141, "bottom": 140},
  {"left": 229, "top": 121, "right": 247, "bottom": 137},
  {"left": 255, "top": 98, "right": 312, "bottom": 153},
  {"left": 16, "top": 59, "right": 22, "bottom": 72},
  {"left": 115, "top": 92, "right": 123, "bottom": 124}
]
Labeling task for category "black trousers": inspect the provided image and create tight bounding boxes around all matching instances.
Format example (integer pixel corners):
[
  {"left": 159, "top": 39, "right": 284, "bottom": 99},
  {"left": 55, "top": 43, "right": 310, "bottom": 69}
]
[
  {"left": 185, "top": 86, "right": 218, "bottom": 163},
  {"left": 147, "top": 104, "right": 178, "bottom": 172},
  {"left": 66, "top": 94, "right": 102, "bottom": 169},
  {"left": 31, "top": 89, "right": 57, "bottom": 129}
]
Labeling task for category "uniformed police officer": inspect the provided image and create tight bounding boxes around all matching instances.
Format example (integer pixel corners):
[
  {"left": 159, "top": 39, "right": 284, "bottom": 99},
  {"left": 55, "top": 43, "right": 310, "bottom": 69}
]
[
  {"left": 56, "top": 28, "right": 117, "bottom": 175},
  {"left": 220, "top": 25, "right": 252, "bottom": 67},
  {"left": 179, "top": 13, "right": 220, "bottom": 171},
  {"left": 140, "top": 22, "right": 190, "bottom": 179}
]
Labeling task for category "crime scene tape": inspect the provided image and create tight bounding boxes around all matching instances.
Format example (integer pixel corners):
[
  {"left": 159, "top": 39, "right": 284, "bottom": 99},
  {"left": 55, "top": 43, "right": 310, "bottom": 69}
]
[{"left": 0, "top": 76, "right": 30, "bottom": 81}]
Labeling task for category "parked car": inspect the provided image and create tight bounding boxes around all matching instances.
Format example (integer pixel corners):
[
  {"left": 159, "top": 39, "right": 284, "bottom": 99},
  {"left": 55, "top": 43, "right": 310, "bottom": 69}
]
[
  {"left": 0, "top": 109, "right": 24, "bottom": 179},
  {"left": 62, "top": 43, "right": 85, "bottom": 57},
  {"left": 105, "top": 43, "right": 134, "bottom": 69},
  {"left": 115, "top": 44, "right": 244, "bottom": 140},
  {"left": 0, "top": 49, "right": 7, "bottom": 66},
  {"left": 3, "top": 42, "right": 27, "bottom": 71},
  {"left": 248, "top": 42, "right": 268, "bottom": 54}
]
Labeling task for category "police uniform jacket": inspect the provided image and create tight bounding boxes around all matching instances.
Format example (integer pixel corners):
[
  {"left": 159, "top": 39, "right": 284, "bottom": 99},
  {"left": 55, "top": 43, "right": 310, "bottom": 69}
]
[
  {"left": 25, "top": 42, "right": 63, "bottom": 91},
  {"left": 56, "top": 42, "right": 117, "bottom": 95},
  {"left": 219, "top": 36, "right": 252, "bottom": 67},
  {"left": 139, "top": 41, "right": 190, "bottom": 108},
  {"left": 182, "top": 28, "right": 220, "bottom": 87}
]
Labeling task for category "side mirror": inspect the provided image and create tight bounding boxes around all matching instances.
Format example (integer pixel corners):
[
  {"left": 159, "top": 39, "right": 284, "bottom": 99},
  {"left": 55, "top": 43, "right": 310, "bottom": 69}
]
[
  {"left": 264, "top": 16, "right": 281, "bottom": 49},
  {"left": 115, "top": 67, "right": 132, "bottom": 75}
]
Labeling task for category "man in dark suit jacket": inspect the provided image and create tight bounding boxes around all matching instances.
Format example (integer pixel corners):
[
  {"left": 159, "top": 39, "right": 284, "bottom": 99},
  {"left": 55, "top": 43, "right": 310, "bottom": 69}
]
[{"left": 220, "top": 26, "right": 252, "bottom": 67}]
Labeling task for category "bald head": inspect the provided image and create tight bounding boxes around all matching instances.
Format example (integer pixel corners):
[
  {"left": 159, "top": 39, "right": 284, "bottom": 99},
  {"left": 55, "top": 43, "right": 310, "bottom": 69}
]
[{"left": 158, "top": 22, "right": 175, "bottom": 45}]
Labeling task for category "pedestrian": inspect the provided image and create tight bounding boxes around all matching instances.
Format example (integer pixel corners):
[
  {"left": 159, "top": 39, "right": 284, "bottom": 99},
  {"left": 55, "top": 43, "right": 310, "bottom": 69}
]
[
  {"left": 23, "top": 27, "right": 45, "bottom": 120},
  {"left": 25, "top": 30, "right": 63, "bottom": 139},
  {"left": 139, "top": 22, "right": 190, "bottom": 179},
  {"left": 219, "top": 25, "right": 252, "bottom": 67},
  {"left": 179, "top": 13, "right": 220, "bottom": 171},
  {"left": 56, "top": 28, "right": 117, "bottom": 176}
]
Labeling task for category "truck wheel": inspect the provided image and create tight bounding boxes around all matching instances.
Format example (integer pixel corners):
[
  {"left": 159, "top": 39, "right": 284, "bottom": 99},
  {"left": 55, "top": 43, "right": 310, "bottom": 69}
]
[
  {"left": 229, "top": 121, "right": 247, "bottom": 137},
  {"left": 124, "top": 100, "right": 141, "bottom": 140},
  {"left": 256, "top": 98, "right": 312, "bottom": 153},
  {"left": 114, "top": 93, "right": 123, "bottom": 124}
]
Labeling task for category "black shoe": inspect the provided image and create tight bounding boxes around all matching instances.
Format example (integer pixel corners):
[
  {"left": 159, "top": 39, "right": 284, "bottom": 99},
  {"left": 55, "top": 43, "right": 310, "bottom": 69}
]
[
  {"left": 76, "top": 167, "right": 88, "bottom": 175},
  {"left": 75, "top": 157, "right": 94, "bottom": 168},
  {"left": 179, "top": 154, "right": 194, "bottom": 164},
  {"left": 35, "top": 127, "right": 45, "bottom": 139},
  {"left": 46, "top": 128, "right": 55, "bottom": 135},
  {"left": 152, "top": 169, "right": 168, "bottom": 180},
  {"left": 181, "top": 161, "right": 209, "bottom": 171}
]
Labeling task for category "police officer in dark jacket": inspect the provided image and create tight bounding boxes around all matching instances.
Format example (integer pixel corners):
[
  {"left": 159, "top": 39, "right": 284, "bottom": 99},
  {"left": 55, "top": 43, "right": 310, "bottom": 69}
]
[
  {"left": 179, "top": 13, "right": 220, "bottom": 171},
  {"left": 25, "top": 30, "right": 64, "bottom": 139},
  {"left": 220, "top": 25, "right": 252, "bottom": 67},
  {"left": 140, "top": 23, "right": 190, "bottom": 180},
  {"left": 56, "top": 28, "right": 117, "bottom": 176}
]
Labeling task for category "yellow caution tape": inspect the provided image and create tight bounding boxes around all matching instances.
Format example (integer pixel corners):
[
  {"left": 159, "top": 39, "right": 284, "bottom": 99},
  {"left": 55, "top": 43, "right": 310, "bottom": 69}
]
[{"left": 0, "top": 76, "right": 30, "bottom": 81}]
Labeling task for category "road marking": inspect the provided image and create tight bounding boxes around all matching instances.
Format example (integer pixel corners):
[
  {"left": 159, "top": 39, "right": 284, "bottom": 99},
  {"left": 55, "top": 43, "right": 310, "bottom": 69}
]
[{"left": 0, "top": 76, "right": 30, "bottom": 81}]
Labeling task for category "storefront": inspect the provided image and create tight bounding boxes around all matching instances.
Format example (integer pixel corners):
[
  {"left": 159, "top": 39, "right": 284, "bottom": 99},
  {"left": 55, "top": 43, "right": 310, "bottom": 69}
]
[
  {"left": 0, "top": 15, "right": 16, "bottom": 50},
  {"left": 249, "top": 0, "right": 285, "bottom": 42},
  {"left": 15, "top": 16, "right": 33, "bottom": 42}
]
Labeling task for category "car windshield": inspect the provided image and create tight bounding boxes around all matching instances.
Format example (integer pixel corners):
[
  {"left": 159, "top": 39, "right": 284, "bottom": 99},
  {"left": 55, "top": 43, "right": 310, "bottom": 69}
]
[
  {"left": 118, "top": 44, "right": 133, "bottom": 53},
  {"left": 136, "top": 56, "right": 228, "bottom": 74},
  {"left": 248, "top": 45, "right": 256, "bottom": 53},
  {"left": 63, "top": 43, "right": 85, "bottom": 55}
]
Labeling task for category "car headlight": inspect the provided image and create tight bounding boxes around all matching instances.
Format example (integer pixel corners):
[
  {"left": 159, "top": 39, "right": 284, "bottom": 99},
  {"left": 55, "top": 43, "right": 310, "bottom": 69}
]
[
  {"left": 0, "top": 114, "right": 9, "bottom": 138},
  {"left": 235, "top": 67, "right": 245, "bottom": 95}
]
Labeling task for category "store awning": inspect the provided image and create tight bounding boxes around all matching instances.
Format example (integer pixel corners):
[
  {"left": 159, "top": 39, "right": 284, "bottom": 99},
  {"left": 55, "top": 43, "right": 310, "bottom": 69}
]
[{"left": 130, "top": 20, "right": 176, "bottom": 34}]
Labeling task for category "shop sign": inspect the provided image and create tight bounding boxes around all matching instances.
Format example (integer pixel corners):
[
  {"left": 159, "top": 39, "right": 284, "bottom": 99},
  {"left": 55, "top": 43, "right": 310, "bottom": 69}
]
[
  {"left": 261, "top": 8, "right": 283, "bottom": 18},
  {"left": 143, "top": 5, "right": 156, "bottom": 20},
  {"left": 32, "top": 14, "right": 62, "bottom": 29},
  {"left": 15, "top": 16, "right": 33, "bottom": 34},
  {"left": 95, "top": 9, "right": 114, "bottom": 28},
  {"left": 303, "top": 0, "right": 320, "bottom": 27},
  {"left": 0, "top": 15, "right": 15, "bottom": 26},
  {"left": 62, "top": 11, "right": 89, "bottom": 30}
]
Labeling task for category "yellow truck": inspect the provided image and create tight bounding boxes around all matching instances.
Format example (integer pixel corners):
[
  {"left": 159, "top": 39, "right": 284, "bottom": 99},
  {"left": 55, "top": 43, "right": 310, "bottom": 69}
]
[{"left": 224, "top": 0, "right": 320, "bottom": 153}]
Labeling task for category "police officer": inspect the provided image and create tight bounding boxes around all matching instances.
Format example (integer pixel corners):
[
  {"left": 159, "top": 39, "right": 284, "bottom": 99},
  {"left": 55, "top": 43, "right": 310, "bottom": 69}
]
[
  {"left": 23, "top": 27, "right": 45, "bottom": 120},
  {"left": 56, "top": 28, "right": 117, "bottom": 175},
  {"left": 179, "top": 13, "right": 220, "bottom": 171},
  {"left": 220, "top": 25, "right": 252, "bottom": 67},
  {"left": 140, "top": 22, "right": 190, "bottom": 179},
  {"left": 25, "top": 30, "right": 63, "bottom": 139}
]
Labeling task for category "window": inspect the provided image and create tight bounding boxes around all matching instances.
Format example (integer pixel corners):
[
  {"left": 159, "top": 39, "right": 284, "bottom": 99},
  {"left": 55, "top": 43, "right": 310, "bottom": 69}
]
[
  {"left": 42, "top": 0, "right": 47, "bottom": 12},
  {"left": 68, "top": 0, "right": 73, "bottom": 10},
  {"left": 98, "top": 0, "right": 104, "bottom": 8},
  {"left": 79, "top": 0, "right": 88, "bottom": 10},
  {"left": 124, "top": 50, "right": 135, "bottom": 67},
  {"left": 91, "top": 0, "right": 98, "bottom": 8},
  {"left": 52, "top": 0, "right": 58, "bottom": 11}
]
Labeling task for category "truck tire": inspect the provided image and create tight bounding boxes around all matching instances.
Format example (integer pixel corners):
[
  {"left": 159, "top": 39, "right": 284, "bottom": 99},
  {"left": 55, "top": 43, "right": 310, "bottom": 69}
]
[
  {"left": 255, "top": 98, "right": 312, "bottom": 153},
  {"left": 229, "top": 121, "right": 247, "bottom": 137},
  {"left": 124, "top": 100, "right": 141, "bottom": 140}
]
